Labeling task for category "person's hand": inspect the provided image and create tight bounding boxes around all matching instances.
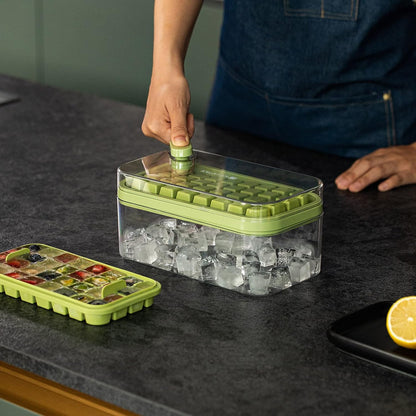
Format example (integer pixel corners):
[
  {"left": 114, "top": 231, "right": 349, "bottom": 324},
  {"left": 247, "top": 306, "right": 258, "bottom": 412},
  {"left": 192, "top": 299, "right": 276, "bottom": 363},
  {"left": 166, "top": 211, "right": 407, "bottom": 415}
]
[
  {"left": 141, "top": 74, "right": 195, "bottom": 146},
  {"left": 335, "top": 143, "right": 416, "bottom": 192}
]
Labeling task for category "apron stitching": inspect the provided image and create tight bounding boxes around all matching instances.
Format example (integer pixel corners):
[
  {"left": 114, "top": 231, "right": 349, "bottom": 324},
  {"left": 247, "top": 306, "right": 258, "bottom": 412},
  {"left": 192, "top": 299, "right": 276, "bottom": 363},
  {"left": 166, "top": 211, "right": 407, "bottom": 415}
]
[
  {"left": 383, "top": 92, "right": 392, "bottom": 146},
  {"left": 267, "top": 97, "right": 384, "bottom": 108},
  {"left": 284, "top": 0, "right": 358, "bottom": 20},
  {"left": 354, "top": 0, "right": 360, "bottom": 21},
  {"left": 388, "top": 91, "right": 397, "bottom": 146}
]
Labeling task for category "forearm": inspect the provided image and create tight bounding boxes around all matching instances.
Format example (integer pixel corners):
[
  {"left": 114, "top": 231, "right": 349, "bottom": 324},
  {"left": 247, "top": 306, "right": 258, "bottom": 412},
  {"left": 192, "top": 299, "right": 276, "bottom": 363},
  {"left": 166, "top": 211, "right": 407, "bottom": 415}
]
[{"left": 153, "top": 0, "right": 203, "bottom": 79}]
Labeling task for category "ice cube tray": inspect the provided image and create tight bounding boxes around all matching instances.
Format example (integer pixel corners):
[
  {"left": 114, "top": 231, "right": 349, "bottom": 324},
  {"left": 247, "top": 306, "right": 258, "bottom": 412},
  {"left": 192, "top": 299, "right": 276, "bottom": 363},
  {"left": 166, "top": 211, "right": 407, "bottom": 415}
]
[
  {"left": 0, "top": 244, "right": 161, "bottom": 325},
  {"left": 118, "top": 150, "right": 323, "bottom": 236}
]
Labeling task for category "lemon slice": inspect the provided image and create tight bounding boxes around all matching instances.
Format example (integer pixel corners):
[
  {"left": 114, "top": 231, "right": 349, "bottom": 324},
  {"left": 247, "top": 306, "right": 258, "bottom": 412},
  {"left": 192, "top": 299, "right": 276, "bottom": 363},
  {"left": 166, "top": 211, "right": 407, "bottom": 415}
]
[{"left": 386, "top": 296, "right": 416, "bottom": 349}]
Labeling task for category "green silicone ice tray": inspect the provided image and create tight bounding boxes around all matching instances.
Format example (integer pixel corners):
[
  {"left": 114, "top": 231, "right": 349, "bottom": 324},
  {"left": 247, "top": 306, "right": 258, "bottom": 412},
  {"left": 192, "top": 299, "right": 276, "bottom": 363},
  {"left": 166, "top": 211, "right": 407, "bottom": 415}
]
[
  {"left": 118, "top": 150, "right": 323, "bottom": 236},
  {"left": 0, "top": 244, "right": 161, "bottom": 325}
]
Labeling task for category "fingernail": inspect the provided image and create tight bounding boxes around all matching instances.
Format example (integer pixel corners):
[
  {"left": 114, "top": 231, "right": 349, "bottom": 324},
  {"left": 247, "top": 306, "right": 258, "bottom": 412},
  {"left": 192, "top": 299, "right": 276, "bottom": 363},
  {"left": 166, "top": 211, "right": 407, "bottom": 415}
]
[
  {"left": 349, "top": 183, "right": 361, "bottom": 192},
  {"left": 172, "top": 136, "right": 188, "bottom": 146},
  {"left": 335, "top": 178, "right": 348, "bottom": 189},
  {"left": 378, "top": 183, "right": 388, "bottom": 192}
]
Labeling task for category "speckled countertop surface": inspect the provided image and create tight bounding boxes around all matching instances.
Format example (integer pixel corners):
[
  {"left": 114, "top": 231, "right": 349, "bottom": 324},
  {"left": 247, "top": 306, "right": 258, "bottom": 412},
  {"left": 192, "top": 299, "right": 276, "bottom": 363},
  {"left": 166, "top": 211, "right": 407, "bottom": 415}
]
[{"left": 0, "top": 75, "right": 416, "bottom": 416}]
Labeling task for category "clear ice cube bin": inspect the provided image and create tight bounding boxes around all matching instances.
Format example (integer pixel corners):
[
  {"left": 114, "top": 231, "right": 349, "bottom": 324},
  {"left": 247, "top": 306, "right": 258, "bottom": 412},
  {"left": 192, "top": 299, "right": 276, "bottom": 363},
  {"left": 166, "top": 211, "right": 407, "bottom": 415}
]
[{"left": 117, "top": 149, "right": 323, "bottom": 296}]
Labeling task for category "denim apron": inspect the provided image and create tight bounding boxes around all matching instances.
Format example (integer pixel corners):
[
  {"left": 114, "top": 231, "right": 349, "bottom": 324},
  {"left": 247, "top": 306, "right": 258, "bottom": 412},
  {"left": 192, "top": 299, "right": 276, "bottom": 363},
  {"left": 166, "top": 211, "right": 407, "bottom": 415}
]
[{"left": 206, "top": 0, "right": 416, "bottom": 158}]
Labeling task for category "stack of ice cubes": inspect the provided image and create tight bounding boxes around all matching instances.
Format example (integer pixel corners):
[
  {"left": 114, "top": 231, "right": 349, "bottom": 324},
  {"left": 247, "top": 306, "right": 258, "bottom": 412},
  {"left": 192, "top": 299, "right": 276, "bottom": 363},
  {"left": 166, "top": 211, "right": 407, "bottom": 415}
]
[{"left": 120, "top": 218, "right": 320, "bottom": 296}]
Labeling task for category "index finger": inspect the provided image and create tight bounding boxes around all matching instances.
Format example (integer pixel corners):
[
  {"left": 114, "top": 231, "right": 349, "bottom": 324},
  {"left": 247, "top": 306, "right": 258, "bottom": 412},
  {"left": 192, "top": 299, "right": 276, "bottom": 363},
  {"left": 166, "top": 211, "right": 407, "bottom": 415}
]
[{"left": 335, "top": 157, "right": 376, "bottom": 190}]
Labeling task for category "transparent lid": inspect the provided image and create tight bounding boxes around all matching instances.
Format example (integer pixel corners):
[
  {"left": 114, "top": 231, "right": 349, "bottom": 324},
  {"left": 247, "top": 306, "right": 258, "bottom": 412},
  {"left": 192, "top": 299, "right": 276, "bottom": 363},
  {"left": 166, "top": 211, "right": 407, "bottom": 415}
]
[{"left": 117, "top": 149, "right": 323, "bottom": 236}]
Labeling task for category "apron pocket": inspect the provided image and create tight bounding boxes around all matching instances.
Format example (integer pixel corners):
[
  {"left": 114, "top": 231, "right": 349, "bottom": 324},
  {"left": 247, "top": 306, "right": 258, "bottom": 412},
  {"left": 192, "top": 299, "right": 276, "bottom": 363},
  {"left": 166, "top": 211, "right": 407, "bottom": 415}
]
[
  {"left": 267, "top": 91, "right": 395, "bottom": 158},
  {"left": 284, "top": 0, "right": 359, "bottom": 21}
]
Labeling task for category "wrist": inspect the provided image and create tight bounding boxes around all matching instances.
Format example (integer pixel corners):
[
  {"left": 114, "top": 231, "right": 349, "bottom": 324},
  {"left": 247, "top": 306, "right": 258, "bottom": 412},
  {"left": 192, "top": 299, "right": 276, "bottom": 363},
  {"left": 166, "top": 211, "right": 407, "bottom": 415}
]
[{"left": 152, "top": 52, "right": 185, "bottom": 80}]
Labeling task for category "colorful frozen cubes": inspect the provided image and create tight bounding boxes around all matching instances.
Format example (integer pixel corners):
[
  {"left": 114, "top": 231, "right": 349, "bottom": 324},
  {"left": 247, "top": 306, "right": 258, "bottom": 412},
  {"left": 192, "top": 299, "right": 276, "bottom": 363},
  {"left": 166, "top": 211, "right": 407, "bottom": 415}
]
[
  {"left": 54, "top": 276, "right": 79, "bottom": 287},
  {"left": 86, "top": 264, "right": 109, "bottom": 274},
  {"left": 38, "top": 281, "right": 62, "bottom": 291},
  {"left": 18, "top": 276, "right": 45, "bottom": 285},
  {"left": 37, "top": 270, "right": 61, "bottom": 280},
  {"left": 54, "top": 287, "right": 77, "bottom": 297},
  {"left": 55, "top": 265, "right": 77, "bottom": 274},
  {"left": 69, "top": 270, "right": 92, "bottom": 281},
  {"left": 0, "top": 244, "right": 161, "bottom": 324},
  {"left": 85, "top": 276, "right": 111, "bottom": 287},
  {"left": 54, "top": 253, "right": 78, "bottom": 263},
  {"left": 70, "top": 282, "right": 93, "bottom": 292},
  {"left": 6, "top": 259, "right": 29, "bottom": 268}
]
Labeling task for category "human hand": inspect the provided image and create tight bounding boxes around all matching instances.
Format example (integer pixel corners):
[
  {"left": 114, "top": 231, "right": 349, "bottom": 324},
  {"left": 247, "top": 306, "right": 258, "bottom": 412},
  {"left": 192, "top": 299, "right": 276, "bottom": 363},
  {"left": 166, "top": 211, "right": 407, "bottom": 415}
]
[
  {"left": 141, "top": 74, "right": 194, "bottom": 146},
  {"left": 335, "top": 143, "right": 416, "bottom": 192}
]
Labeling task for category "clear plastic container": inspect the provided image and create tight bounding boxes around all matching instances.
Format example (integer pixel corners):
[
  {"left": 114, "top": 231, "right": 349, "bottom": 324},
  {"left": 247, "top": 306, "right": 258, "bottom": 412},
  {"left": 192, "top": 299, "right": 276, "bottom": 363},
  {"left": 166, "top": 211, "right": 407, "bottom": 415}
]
[{"left": 117, "top": 148, "right": 323, "bottom": 296}]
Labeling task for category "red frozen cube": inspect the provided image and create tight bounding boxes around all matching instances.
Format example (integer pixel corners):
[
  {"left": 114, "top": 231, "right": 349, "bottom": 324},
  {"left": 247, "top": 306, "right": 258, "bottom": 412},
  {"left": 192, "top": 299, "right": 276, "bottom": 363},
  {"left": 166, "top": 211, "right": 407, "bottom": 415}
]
[
  {"left": 69, "top": 270, "right": 92, "bottom": 281},
  {"left": 86, "top": 264, "right": 109, "bottom": 274}
]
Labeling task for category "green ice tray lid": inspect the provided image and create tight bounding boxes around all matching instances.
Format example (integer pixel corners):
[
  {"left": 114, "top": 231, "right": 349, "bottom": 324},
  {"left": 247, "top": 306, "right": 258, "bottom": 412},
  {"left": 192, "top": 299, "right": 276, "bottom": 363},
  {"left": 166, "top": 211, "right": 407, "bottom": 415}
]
[{"left": 117, "top": 150, "right": 323, "bottom": 236}]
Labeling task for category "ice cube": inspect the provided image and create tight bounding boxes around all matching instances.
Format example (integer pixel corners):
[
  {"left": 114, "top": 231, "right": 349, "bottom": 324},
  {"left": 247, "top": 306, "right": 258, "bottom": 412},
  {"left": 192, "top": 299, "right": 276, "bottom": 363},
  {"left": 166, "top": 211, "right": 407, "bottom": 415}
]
[
  {"left": 38, "top": 281, "right": 62, "bottom": 291},
  {"left": 214, "top": 232, "right": 235, "bottom": 253},
  {"left": 200, "top": 226, "right": 220, "bottom": 246},
  {"left": 217, "top": 265, "right": 244, "bottom": 289},
  {"left": 153, "top": 257, "right": 174, "bottom": 271},
  {"left": 231, "top": 234, "right": 252, "bottom": 255},
  {"left": 70, "top": 257, "right": 95, "bottom": 269},
  {"left": 187, "top": 231, "right": 208, "bottom": 252},
  {"left": 296, "top": 240, "right": 316, "bottom": 258},
  {"left": 145, "top": 223, "right": 174, "bottom": 245},
  {"left": 176, "top": 246, "right": 202, "bottom": 279},
  {"left": 121, "top": 228, "right": 147, "bottom": 259},
  {"left": 159, "top": 218, "right": 177, "bottom": 230},
  {"left": 289, "top": 257, "right": 311, "bottom": 283},
  {"left": 269, "top": 266, "right": 292, "bottom": 291},
  {"left": 250, "top": 236, "right": 273, "bottom": 253},
  {"left": 0, "top": 263, "right": 14, "bottom": 274},
  {"left": 155, "top": 244, "right": 176, "bottom": 271},
  {"left": 200, "top": 248, "right": 217, "bottom": 268},
  {"left": 54, "top": 287, "right": 77, "bottom": 297},
  {"left": 216, "top": 252, "right": 237, "bottom": 267},
  {"left": 71, "top": 282, "right": 94, "bottom": 292},
  {"left": 276, "top": 248, "right": 295, "bottom": 267},
  {"left": 202, "top": 262, "right": 218, "bottom": 281},
  {"left": 258, "top": 245, "right": 277, "bottom": 267},
  {"left": 134, "top": 240, "right": 158, "bottom": 264},
  {"left": 283, "top": 239, "right": 316, "bottom": 258},
  {"left": 241, "top": 250, "right": 260, "bottom": 279},
  {"left": 177, "top": 221, "right": 199, "bottom": 234},
  {"left": 248, "top": 271, "right": 271, "bottom": 295}
]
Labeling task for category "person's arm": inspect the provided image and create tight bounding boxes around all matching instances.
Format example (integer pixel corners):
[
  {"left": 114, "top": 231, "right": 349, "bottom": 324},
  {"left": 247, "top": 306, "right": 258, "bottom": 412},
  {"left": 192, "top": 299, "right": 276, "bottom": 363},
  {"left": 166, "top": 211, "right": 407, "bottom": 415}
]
[
  {"left": 141, "top": 0, "right": 203, "bottom": 146},
  {"left": 335, "top": 142, "right": 416, "bottom": 192}
]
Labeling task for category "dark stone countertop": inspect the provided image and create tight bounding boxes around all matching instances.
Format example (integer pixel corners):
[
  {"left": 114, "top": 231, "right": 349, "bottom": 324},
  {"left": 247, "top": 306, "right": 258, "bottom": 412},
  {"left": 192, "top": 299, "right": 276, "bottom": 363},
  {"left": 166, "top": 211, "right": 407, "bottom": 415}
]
[{"left": 0, "top": 74, "right": 416, "bottom": 416}]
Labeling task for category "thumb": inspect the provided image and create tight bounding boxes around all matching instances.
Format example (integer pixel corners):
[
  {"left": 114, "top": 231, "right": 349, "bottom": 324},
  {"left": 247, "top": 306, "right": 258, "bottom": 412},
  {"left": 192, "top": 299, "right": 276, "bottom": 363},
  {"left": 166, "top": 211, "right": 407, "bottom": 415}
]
[{"left": 170, "top": 107, "right": 189, "bottom": 146}]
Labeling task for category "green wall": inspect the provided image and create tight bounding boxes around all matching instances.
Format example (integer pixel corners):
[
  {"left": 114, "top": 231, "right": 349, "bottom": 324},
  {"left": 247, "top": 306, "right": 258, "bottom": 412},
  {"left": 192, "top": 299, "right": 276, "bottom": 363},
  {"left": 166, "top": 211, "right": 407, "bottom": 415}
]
[{"left": 0, "top": 0, "right": 223, "bottom": 119}]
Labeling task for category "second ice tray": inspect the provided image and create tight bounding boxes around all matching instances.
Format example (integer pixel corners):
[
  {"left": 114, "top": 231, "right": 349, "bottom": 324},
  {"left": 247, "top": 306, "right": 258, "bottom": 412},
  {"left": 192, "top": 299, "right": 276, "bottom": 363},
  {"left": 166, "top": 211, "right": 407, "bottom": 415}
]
[
  {"left": 0, "top": 244, "right": 161, "bottom": 325},
  {"left": 118, "top": 150, "right": 323, "bottom": 236}
]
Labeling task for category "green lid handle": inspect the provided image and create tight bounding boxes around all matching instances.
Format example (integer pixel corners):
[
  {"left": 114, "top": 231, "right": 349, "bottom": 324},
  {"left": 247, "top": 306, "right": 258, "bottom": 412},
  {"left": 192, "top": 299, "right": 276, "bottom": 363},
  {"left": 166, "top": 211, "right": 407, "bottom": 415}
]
[
  {"left": 101, "top": 280, "right": 126, "bottom": 298},
  {"left": 170, "top": 142, "right": 194, "bottom": 174},
  {"left": 170, "top": 142, "right": 193, "bottom": 159},
  {"left": 6, "top": 248, "right": 30, "bottom": 262}
]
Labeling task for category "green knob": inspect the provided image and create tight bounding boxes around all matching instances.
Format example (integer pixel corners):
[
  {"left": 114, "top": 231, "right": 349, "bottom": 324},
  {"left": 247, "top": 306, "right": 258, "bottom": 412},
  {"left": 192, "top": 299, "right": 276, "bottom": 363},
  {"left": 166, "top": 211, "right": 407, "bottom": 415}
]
[
  {"left": 170, "top": 142, "right": 194, "bottom": 174},
  {"left": 170, "top": 142, "right": 193, "bottom": 159},
  {"left": 171, "top": 159, "right": 193, "bottom": 173}
]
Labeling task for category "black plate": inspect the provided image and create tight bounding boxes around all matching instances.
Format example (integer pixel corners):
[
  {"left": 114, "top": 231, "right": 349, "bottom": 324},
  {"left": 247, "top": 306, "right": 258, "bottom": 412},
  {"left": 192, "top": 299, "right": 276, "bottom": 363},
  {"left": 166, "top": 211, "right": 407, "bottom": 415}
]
[{"left": 327, "top": 301, "right": 416, "bottom": 377}]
